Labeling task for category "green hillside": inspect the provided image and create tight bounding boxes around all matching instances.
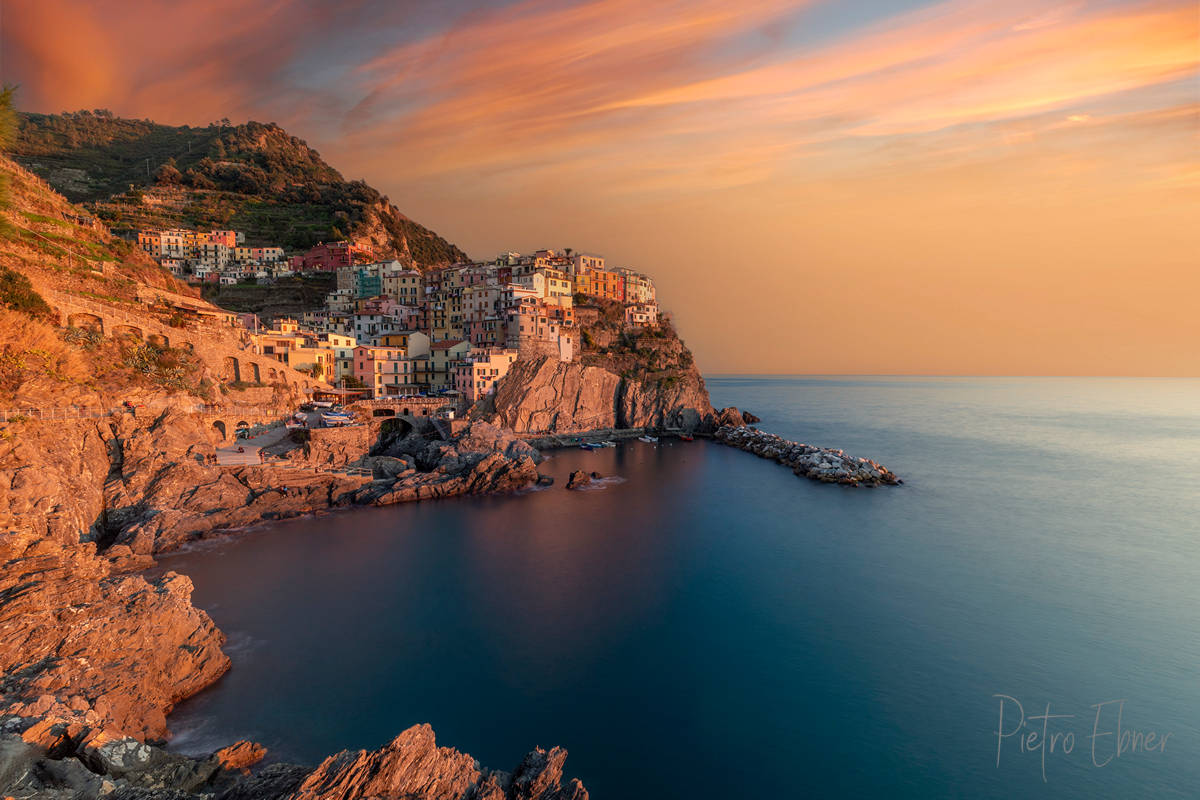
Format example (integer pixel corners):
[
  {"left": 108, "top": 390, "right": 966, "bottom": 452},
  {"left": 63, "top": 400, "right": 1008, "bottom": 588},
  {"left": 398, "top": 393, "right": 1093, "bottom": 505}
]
[{"left": 12, "top": 110, "right": 468, "bottom": 269}]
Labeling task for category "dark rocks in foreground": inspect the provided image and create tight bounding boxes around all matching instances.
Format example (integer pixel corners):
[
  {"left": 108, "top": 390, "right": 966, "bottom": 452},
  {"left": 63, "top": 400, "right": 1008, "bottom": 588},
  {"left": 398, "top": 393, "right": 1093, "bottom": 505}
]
[
  {"left": 0, "top": 723, "right": 586, "bottom": 800},
  {"left": 293, "top": 724, "right": 587, "bottom": 800},
  {"left": 714, "top": 425, "right": 901, "bottom": 487}
]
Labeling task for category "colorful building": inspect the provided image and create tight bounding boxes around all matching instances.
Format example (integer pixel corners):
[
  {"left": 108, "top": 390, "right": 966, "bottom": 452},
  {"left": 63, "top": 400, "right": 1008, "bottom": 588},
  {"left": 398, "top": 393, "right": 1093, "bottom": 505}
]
[{"left": 455, "top": 348, "right": 519, "bottom": 403}]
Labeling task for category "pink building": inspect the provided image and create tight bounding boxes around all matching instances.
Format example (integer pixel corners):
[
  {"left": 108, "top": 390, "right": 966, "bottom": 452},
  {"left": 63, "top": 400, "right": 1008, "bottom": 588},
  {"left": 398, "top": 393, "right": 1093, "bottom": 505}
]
[
  {"left": 454, "top": 348, "right": 519, "bottom": 403},
  {"left": 291, "top": 241, "right": 372, "bottom": 272}
]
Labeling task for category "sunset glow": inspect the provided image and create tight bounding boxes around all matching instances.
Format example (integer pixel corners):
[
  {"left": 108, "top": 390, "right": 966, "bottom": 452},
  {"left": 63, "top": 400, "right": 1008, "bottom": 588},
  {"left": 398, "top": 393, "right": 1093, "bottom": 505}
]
[{"left": 3, "top": 0, "right": 1197, "bottom": 374}]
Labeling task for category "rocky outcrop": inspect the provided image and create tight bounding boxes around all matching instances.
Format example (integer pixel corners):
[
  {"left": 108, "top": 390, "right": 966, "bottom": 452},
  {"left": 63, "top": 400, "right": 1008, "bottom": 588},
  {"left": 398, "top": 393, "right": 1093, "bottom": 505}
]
[
  {"left": 482, "top": 355, "right": 714, "bottom": 434},
  {"left": 214, "top": 740, "right": 268, "bottom": 773},
  {"left": 0, "top": 723, "right": 587, "bottom": 800},
  {"left": 293, "top": 724, "right": 587, "bottom": 800},
  {"left": 0, "top": 529, "right": 229, "bottom": 742},
  {"left": 0, "top": 728, "right": 307, "bottom": 800},
  {"left": 565, "top": 470, "right": 593, "bottom": 490},
  {"left": 714, "top": 425, "right": 901, "bottom": 487}
]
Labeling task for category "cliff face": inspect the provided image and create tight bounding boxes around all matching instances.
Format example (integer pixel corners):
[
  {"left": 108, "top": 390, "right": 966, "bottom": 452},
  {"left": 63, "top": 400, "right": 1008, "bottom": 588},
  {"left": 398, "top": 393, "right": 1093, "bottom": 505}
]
[
  {"left": 482, "top": 355, "right": 715, "bottom": 434},
  {"left": 0, "top": 527, "right": 229, "bottom": 742}
]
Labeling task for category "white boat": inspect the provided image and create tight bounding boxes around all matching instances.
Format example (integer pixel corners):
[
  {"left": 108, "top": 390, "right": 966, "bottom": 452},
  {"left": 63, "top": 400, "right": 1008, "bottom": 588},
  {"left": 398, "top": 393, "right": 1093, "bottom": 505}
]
[
  {"left": 321, "top": 411, "right": 353, "bottom": 426},
  {"left": 638, "top": 435, "right": 659, "bottom": 443},
  {"left": 312, "top": 400, "right": 335, "bottom": 409},
  {"left": 599, "top": 441, "right": 616, "bottom": 447}
]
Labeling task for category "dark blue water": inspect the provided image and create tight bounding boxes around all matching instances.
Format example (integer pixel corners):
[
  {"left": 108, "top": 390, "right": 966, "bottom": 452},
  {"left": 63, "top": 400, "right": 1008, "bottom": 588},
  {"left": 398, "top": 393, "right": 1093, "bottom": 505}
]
[{"left": 160, "top": 377, "right": 1200, "bottom": 798}]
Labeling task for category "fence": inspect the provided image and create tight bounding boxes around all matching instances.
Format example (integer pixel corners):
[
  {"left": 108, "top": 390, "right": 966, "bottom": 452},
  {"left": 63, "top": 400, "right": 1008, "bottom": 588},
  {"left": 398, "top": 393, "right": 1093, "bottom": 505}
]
[{"left": 1, "top": 402, "right": 295, "bottom": 424}]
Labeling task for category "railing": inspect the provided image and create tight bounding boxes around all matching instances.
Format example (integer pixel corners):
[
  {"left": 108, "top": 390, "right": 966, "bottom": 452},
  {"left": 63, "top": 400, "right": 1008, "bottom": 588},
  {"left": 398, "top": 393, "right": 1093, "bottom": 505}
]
[{"left": 1, "top": 403, "right": 293, "bottom": 424}]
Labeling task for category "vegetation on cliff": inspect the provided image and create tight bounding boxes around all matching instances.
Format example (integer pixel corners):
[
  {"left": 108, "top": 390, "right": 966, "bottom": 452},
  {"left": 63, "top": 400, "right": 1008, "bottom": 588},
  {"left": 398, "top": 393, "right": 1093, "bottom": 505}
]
[
  {"left": 574, "top": 295, "right": 698, "bottom": 392},
  {"left": 12, "top": 110, "right": 468, "bottom": 268}
]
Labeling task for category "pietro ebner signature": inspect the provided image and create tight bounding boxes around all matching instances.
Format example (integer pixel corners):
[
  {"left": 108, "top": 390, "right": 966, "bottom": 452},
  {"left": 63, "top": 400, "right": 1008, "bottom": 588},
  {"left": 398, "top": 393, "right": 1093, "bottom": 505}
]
[{"left": 993, "top": 695, "right": 1171, "bottom": 782}]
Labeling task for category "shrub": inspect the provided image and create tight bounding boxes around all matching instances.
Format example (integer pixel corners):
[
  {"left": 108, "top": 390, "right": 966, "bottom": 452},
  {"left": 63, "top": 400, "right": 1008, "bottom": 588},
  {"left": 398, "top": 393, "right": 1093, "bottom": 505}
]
[{"left": 0, "top": 267, "right": 54, "bottom": 320}]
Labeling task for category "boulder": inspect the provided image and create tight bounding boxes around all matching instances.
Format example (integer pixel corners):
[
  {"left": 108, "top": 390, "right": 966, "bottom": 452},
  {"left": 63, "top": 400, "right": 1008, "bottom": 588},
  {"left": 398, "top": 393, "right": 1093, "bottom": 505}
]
[
  {"left": 565, "top": 470, "right": 593, "bottom": 490},
  {"left": 213, "top": 740, "right": 267, "bottom": 773}
]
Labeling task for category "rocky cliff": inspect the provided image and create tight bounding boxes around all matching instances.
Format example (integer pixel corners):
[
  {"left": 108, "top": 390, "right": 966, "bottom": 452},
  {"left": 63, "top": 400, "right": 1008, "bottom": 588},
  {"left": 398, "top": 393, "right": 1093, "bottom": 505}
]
[{"left": 480, "top": 354, "right": 715, "bottom": 434}]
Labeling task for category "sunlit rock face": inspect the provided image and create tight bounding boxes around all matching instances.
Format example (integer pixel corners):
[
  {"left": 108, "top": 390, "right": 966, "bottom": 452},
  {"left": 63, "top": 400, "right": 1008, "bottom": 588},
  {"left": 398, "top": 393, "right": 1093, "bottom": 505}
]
[{"left": 481, "top": 354, "right": 715, "bottom": 434}]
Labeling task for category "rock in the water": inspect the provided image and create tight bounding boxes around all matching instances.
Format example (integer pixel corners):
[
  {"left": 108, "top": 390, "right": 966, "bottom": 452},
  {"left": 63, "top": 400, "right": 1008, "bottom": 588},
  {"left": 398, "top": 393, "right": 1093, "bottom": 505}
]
[
  {"left": 715, "top": 407, "right": 746, "bottom": 428},
  {"left": 565, "top": 470, "right": 593, "bottom": 490}
]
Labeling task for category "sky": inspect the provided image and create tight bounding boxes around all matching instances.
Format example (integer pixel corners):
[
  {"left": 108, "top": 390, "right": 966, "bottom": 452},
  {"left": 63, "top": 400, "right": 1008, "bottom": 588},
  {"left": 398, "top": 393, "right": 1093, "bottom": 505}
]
[{"left": 2, "top": 0, "right": 1197, "bottom": 375}]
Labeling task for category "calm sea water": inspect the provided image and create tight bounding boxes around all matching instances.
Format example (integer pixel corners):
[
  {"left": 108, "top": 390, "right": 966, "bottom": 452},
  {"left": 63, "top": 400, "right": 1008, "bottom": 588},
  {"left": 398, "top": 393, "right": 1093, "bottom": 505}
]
[{"left": 159, "top": 377, "right": 1200, "bottom": 799}]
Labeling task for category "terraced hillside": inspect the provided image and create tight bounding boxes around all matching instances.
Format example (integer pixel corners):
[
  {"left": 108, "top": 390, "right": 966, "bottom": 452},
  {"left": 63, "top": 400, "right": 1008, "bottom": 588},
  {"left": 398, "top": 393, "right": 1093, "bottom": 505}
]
[{"left": 12, "top": 111, "right": 468, "bottom": 270}]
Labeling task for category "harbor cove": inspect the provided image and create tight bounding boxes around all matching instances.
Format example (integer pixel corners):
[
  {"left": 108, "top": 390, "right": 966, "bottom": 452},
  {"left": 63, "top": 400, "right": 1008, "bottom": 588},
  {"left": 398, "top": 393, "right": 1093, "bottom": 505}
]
[{"left": 158, "top": 377, "right": 1200, "bottom": 800}]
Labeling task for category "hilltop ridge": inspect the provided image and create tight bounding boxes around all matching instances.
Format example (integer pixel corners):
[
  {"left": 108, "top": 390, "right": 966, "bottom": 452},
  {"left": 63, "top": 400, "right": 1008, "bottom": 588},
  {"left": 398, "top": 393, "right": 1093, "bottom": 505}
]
[{"left": 12, "top": 111, "right": 468, "bottom": 270}]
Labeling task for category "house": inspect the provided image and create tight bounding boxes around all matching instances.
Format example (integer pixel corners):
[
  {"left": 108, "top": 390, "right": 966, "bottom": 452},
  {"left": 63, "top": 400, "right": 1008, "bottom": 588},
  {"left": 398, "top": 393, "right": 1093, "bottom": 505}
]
[
  {"left": 291, "top": 241, "right": 372, "bottom": 273},
  {"left": 378, "top": 331, "right": 430, "bottom": 358},
  {"left": 352, "top": 345, "right": 415, "bottom": 397},
  {"left": 455, "top": 348, "right": 519, "bottom": 403},
  {"left": 625, "top": 302, "right": 659, "bottom": 328}
]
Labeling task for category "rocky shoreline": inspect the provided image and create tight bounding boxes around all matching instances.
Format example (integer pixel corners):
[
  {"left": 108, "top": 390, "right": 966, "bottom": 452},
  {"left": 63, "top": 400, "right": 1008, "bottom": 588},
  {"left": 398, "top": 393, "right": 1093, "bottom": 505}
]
[{"left": 1, "top": 383, "right": 896, "bottom": 798}]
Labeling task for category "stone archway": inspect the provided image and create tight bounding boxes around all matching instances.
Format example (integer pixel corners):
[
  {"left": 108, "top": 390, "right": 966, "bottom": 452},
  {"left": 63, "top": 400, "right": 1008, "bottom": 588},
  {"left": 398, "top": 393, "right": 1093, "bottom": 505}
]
[
  {"left": 402, "top": 407, "right": 411, "bottom": 416},
  {"left": 112, "top": 324, "right": 143, "bottom": 342},
  {"left": 146, "top": 332, "right": 170, "bottom": 348},
  {"left": 380, "top": 418, "right": 412, "bottom": 437},
  {"left": 268, "top": 368, "right": 278, "bottom": 381},
  {"left": 67, "top": 312, "right": 103, "bottom": 333},
  {"left": 223, "top": 356, "right": 241, "bottom": 383},
  {"left": 247, "top": 362, "right": 261, "bottom": 383},
  {"left": 212, "top": 420, "right": 227, "bottom": 440}
]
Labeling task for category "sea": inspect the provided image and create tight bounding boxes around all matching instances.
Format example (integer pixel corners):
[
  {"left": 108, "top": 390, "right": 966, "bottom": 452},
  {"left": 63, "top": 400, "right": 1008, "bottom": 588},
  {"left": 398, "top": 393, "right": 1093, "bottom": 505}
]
[{"left": 158, "top": 377, "right": 1200, "bottom": 799}]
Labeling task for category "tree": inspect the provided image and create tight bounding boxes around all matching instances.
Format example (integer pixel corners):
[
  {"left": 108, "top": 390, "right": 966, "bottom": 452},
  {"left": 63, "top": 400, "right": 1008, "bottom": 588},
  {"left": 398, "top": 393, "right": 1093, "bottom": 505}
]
[{"left": 155, "top": 160, "right": 182, "bottom": 185}]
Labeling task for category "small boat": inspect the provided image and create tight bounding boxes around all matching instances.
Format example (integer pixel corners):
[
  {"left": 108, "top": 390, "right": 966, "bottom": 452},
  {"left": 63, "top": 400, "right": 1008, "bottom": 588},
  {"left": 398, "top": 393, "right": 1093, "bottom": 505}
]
[
  {"left": 579, "top": 442, "right": 599, "bottom": 450},
  {"left": 285, "top": 421, "right": 306, "bottom": 430},
  {"left": 292, "top": 412, "right": 307, "bottom": 423},
  {"left": 679, "top": 434, "right": 694, "bottom": 442},
  {"left": 321, "top": 411, "right": 353, "bottom": 426},
  {"left": 312, "top": 400, "right": 334, "bottom": 409},
  {"left": 598, "top": 441, "right": 616, "bottom": 448},
  {"left": 638, "top": 435, "right": 659, "bottom": 443}
]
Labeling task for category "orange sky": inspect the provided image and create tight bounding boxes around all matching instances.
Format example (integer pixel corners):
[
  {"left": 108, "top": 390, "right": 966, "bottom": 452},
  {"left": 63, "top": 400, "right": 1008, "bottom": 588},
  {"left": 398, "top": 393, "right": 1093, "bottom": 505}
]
[{"left": 2, "top": 0, "right": 1197, "bottom": 374}]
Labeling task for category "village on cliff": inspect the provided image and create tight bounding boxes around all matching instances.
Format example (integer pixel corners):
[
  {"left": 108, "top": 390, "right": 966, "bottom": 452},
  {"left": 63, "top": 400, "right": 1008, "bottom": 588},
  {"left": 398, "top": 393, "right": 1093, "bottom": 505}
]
[{"left": 136, "top": 228, "right": 660, "bottom": 407}]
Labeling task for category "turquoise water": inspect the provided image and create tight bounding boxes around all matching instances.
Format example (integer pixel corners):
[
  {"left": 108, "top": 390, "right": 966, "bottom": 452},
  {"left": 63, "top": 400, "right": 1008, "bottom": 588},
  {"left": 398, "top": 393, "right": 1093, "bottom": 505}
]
[{"left": 161, "top": 377, "right": 1200, "bottom": 798}]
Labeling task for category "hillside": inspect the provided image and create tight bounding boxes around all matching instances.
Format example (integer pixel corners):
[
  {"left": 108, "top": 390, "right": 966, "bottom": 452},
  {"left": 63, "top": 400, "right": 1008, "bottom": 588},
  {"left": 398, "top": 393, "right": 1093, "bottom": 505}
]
[
  {"left": 0, "top": 154, "right": 320, "bottom": 408},
  {"left": 12, "top": 111, "right": 468, "bottom": 270}
]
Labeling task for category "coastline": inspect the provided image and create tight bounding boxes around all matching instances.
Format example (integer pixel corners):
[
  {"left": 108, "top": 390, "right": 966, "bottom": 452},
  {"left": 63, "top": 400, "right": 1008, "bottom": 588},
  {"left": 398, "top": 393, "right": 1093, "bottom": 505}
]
[{"left": 0, "top": 376, "right": 902, "bottom": 800}]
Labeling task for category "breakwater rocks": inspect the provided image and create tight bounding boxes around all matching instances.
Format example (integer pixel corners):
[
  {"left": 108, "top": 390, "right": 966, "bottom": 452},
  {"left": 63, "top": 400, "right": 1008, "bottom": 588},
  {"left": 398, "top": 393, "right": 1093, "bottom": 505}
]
[{"left": 714, "top": 425, "right": 901, "bottom": 487}]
